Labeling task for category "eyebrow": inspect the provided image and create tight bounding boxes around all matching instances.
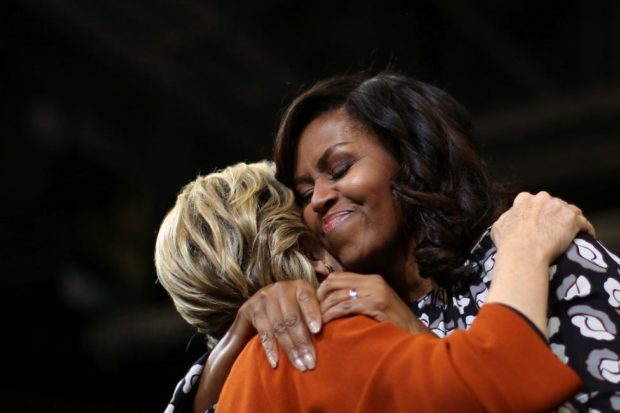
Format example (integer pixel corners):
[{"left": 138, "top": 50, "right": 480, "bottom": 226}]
[{"left": 293, "top": 142, "right": 351, "bottom": 186}]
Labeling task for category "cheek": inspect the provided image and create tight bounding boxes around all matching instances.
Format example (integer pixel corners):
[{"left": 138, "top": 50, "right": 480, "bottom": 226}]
[
  {"left": 345, "top": 173, "right": 383, "bottom": 202},
  {"left": 350, "top": 173, "right": 397, "bottom": 210},
  {"left": 373, "top": 189, "right": 404, "bottom": 236},
  {"left": 302, "top": 207, "right": 317, "bottom": 230}
]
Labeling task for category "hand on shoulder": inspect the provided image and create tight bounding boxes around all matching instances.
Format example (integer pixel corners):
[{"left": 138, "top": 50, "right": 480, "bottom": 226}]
[{"left": 491, "top": 191, "right": 595, "bottom": 265}]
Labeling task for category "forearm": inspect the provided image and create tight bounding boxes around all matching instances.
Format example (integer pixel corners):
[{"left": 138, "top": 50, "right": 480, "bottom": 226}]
[
  {"left": 193, "top": 316, "right": 255, "bottom": 413},
  {"left": 487, "top": 246, "right": 550, "bottom": 335},
  {"left": 369, "top": 305, "right": 579, "bottom": 412}
]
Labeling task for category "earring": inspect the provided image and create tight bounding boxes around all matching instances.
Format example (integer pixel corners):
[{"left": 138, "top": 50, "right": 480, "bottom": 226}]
[{"left": 324, "top": 264, "right": 335, "bottom": 274}]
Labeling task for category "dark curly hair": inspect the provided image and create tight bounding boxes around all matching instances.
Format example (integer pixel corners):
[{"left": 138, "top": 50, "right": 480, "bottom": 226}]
[{"left": 273, "top": 72, "right": 510, "bottom": 294}]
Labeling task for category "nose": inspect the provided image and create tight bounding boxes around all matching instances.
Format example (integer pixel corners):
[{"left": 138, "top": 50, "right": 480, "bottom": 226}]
[{"left": 311, "top": 177, "right": 337, "bottom": 214}]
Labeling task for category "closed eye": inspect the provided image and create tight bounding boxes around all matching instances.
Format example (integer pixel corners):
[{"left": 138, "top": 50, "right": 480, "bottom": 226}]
[
  {"left": 294, "top": 160, "right": 352, "bottom": 206},
  {"left": 328, "top": 161, "right": 351, "bottom": 180},
  {"left": 297, "top": 189, "right": 313, "bottom": 206}
]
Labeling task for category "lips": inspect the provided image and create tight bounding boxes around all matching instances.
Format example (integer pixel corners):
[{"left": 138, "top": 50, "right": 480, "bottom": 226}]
[{"left": 321, "top": 210, "right": 353, "bottom": 235}]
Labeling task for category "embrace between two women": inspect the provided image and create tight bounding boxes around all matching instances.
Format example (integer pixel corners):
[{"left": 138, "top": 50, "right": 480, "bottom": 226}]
[{"left": 156, "top": 73, "right": 620, "bottom": 413}]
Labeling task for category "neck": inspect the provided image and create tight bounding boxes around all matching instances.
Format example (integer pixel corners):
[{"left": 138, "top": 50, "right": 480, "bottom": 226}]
[
  {"left": 397, "top": 224, "right": 435, "bottom": 302},
  {"left": 403, "top": 259, "right": 435, "bottom": 302},
  {"left": 383, "top": 243, "right": 435, "bottom": 303}
]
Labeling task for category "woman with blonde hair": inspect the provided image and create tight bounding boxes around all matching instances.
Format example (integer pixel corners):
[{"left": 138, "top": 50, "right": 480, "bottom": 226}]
[
  {"left": 155, "top": 160, "right": 326, "bottom": 343},
  {"left": 156, "top": 160, "right": 588, "bottom": 413}
]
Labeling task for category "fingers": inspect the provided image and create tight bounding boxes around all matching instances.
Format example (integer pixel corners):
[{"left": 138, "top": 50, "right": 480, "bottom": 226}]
[
  {"left": 319, "top": 287, "right": 360, "bottom": 316},
  {"left": 296, "top": 283, "right": 322, "bottom": 334},
  {"left": 566, "top": 203, "right": 596, "bottom": 237},
  {"left": 567, "top": 203, "right": 582, "bottom": 216},
  {"left": 318, "top": 273, "right": 382, "bottom": 322},
  {"left": 582, "top": 218, "right": 596, "bottom": 238},
  {"left": 317, "top": 273, "right": 366, "bottom": 301},
  {"left": 543, "top": 194, "right": 594, "bottom": 238},
  {"left": 248, "top": 288, "right": 283, "bottom": 369},
  {"left": 322, "top": 294, "right": 365, "bottom": 324},
  {"left": 252, "top": 306, "right": 279, "bottom": 369},
  {"left": 494, "top": 191, "right": 596, "bottom": 262},
  {"left": 247, "top": 281, "right": 318, "bottom": 372},
  {"left": 576, "top": 212, "right": 596, "bottom": 238},
  {"left": 269, "top": 282, "right": 317, "bottom": 371},
  {"left": 272, "top": 283, "right": 317, "bottom": 371},
  {"left": 511, "top": 190, "right": 535, "bottom": 206}
]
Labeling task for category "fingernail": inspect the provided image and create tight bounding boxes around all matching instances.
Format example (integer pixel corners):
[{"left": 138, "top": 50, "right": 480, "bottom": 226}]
[
  {"left": 290, "top": 350, "right": 307, "bottom": 372},
  {"left": 303, "top": 352, "right": 316, "bottom": 370},
  {"left": 309, "top": 320, "right": 321, "bottom": 333},
  {"left": 267, "top": 353, "right": 277, "bottom": 369},
  {"left": 294, "top": 356, "right": 307, "bottom": 371}
]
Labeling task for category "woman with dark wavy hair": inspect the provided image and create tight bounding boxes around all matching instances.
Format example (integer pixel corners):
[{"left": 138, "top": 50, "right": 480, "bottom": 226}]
[
  {"left": 171, "top": 72, "right": 620, "bottom": 413},
  {"left": 274, "top": 73, "right": 506, "bottom": 295}
]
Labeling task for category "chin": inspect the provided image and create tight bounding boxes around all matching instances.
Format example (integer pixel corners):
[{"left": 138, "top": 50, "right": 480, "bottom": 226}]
[{"left": 339, "top": 255, "right": 369, "bottom": 274}]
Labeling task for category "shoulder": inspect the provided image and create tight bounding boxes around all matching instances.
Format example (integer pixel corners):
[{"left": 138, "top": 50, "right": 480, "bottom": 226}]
[
  {"left": 551, "top": 233, "right": 620, "bottom": 302},
  {"left": 559, "top": 232, "right": 620, "bottom": 272},
  {"left": 315, "top": 316, "right": 418, "bottom": 356}
]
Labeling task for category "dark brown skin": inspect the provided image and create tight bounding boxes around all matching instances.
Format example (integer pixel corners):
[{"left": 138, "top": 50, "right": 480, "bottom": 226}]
[{"left": 192, "top": 309, "right": 255, "bottom": 412}]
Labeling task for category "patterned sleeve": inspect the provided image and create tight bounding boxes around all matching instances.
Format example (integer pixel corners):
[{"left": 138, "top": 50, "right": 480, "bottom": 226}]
[
  {"left": 548, "top": 232, "right": 620, "bottom": 412},
  {"left": 163, "top": 352, "right": 216, "bottom": 413}
]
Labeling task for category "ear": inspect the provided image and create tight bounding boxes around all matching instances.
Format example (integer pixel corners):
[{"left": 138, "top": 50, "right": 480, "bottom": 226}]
[
  {"left": 299, "top": 235, "right": 344, "bottom": 279},
  {"left": 313, "top": 258, "right": 332, "bottom": 280}
]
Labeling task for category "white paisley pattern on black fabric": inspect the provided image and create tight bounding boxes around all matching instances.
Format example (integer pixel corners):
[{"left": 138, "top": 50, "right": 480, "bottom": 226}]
[
  {"left": 411, "top": 231, "right": 620, "bottom": 412},
  {"left": 164, "top": 353, "right": 215, "bottom": 413},
  {"left": 165, "top": 231, "right": 620, "bottom": 413}
]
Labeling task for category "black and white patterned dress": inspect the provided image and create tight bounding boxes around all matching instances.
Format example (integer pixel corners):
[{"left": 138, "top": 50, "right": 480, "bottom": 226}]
[
  {"left": 164, "top": 231, "right": 620, "bottom": 413},
  {"left": 415, "top": 231, "right": 620, "bottom": 412}
]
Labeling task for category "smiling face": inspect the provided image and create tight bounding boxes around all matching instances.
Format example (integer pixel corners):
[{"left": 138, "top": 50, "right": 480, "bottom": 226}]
[{"left": 293, "top": 108, "right": 409, "bottom": 275}]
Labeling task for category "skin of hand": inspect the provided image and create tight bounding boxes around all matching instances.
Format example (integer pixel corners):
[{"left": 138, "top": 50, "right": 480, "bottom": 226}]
[
  {"left": 317, "top": 272, "right": 435, "bottom": 336},
  {"left": 237, "top": 279, "right": 322, "bottom": 372},
  {"left": 487, "top": 191, "right": 595, "bottom": 334},
  {"left": 491, "top": 191, "right": 595, "bottom": 263}
]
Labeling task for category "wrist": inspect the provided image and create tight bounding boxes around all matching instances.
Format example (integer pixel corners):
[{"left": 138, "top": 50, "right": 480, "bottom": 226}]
[
  {"left": 495, "top": 242, "right": 551, "bottom": 269},
  {"left": 489, "top": 250, "right": 550, "bottom": 335},
  {"left": 228, "top": 303, "right": 257, "bottom": 343}
]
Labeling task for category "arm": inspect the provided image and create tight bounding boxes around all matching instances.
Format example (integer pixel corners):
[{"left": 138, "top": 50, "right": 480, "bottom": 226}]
[
  {"left": 486, "top": 191, "right": 594, "bottom": 333},
  {"left": 163, "top": 304, "right": 257, "bottom": 413},
  {"left": 191, "top": 280, "right": 321, "bottom": 413},
  {"left": 216, "top": 305, "right": 580, "bottom": 413},
  {"left": 192, "top": 313, "right": 256, "bottom": 412}
]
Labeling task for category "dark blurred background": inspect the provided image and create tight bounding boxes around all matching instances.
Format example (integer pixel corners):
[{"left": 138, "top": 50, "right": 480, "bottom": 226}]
[{"left": 3, "top": 0, "right": 620, "bottom": 411}]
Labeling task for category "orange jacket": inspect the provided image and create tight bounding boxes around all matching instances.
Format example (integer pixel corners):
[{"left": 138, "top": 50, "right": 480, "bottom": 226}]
[{"left": 217, "top": 304, "right": 581, "bottom": 413}]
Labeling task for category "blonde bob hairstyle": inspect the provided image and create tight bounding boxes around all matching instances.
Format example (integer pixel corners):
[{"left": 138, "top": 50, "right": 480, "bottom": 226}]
[{"left": 155, "top": 161, "right": 318, "bottom": 341}]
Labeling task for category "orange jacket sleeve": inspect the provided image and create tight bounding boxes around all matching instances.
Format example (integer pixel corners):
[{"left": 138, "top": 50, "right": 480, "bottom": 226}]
[{"left": 217, "top": 303, "right": 581, "bottom": 413}]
